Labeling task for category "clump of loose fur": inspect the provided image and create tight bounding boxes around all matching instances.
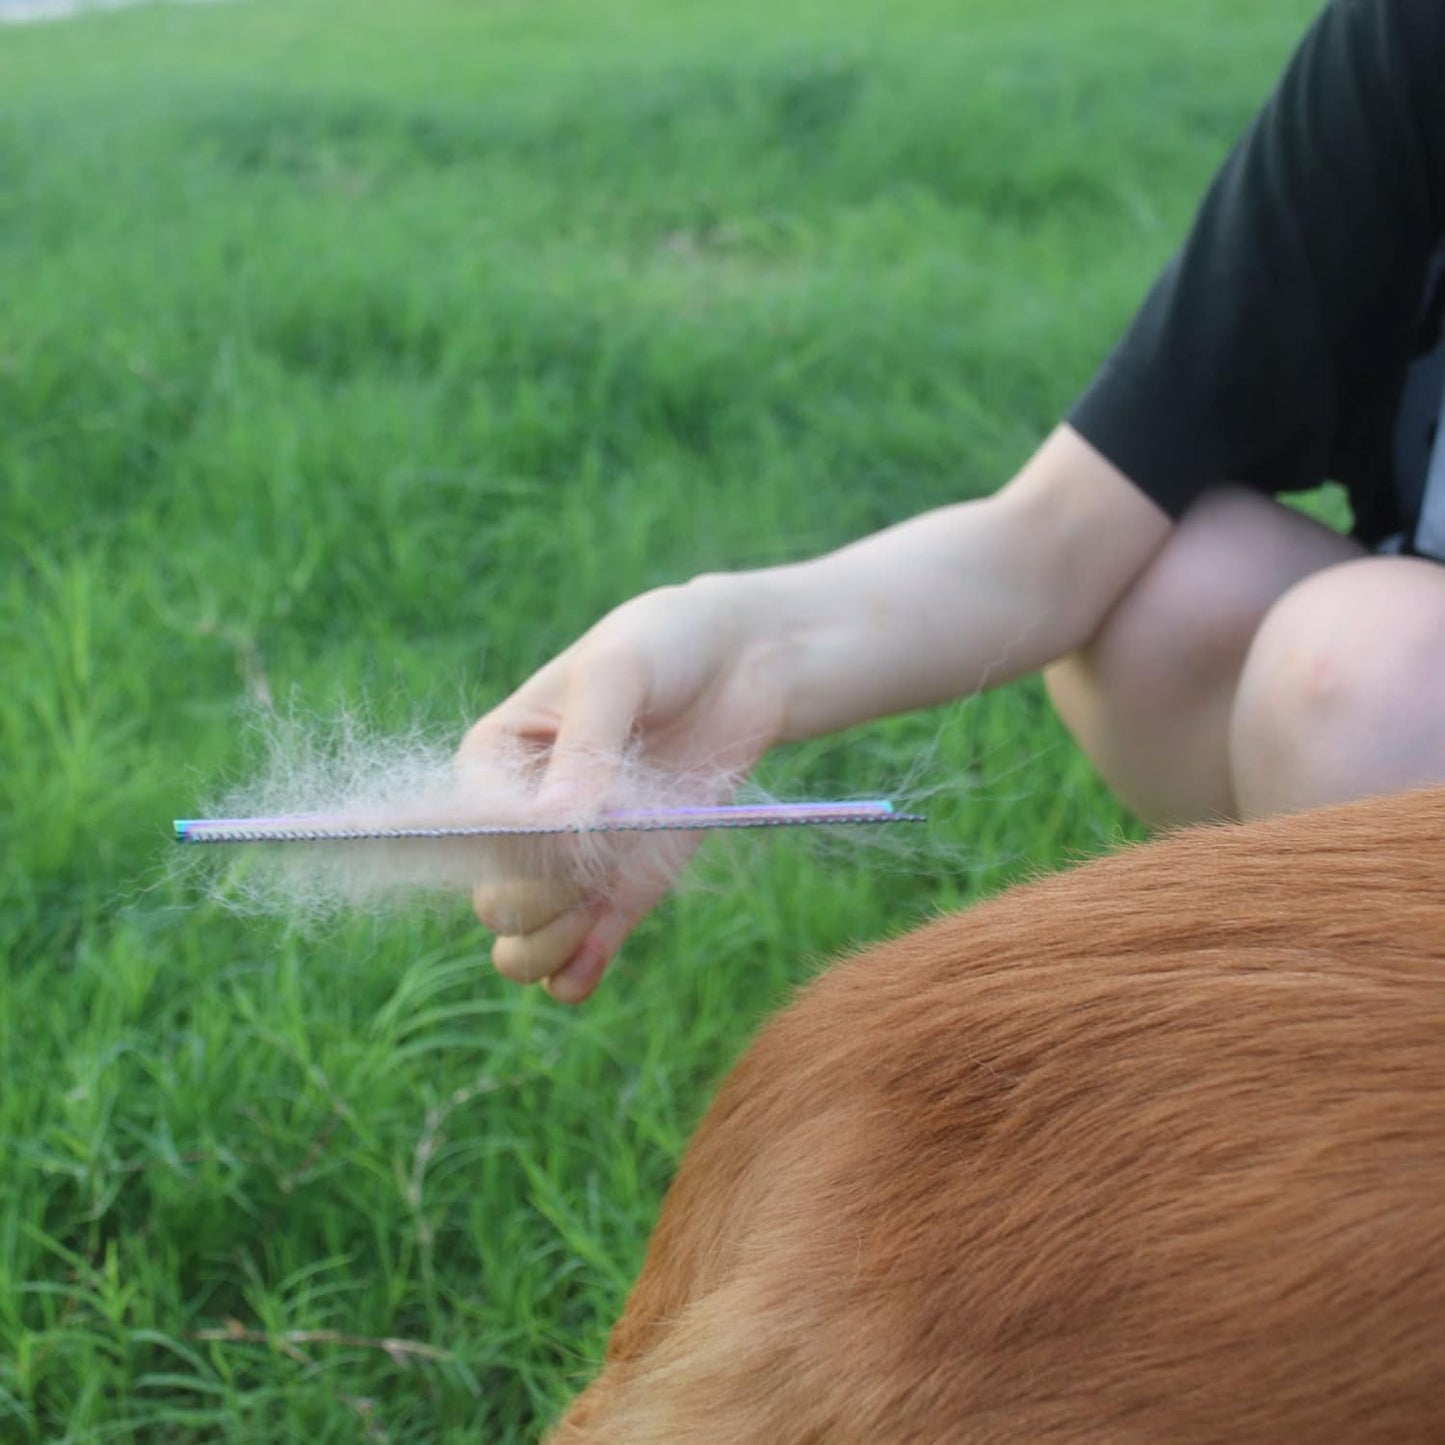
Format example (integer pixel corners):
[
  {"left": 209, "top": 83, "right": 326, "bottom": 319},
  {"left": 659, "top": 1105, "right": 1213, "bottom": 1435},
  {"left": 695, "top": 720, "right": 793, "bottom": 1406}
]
[
  {"left": 173, "top": 710, "right": 757, "bottom": 920},
  {"left": 169, "top": 703, "right": 997, "bottom": 923}
]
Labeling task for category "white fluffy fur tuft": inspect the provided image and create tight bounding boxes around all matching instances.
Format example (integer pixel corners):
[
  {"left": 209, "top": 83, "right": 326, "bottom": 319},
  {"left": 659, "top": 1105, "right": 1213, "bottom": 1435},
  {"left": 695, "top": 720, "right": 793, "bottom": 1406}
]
[{"left": 174, "top": 711, "right": 754, "bottom": 919}]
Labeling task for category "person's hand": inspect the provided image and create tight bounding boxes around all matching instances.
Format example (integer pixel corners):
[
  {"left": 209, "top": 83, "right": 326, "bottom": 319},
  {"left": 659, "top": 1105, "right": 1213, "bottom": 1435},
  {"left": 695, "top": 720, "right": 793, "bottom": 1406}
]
[
  {"left": 459, "top": 425, "right": 1170, "bottom": 1002},
  {"left": 458, "top": 574, "right": 788, "bottom": 1003}
]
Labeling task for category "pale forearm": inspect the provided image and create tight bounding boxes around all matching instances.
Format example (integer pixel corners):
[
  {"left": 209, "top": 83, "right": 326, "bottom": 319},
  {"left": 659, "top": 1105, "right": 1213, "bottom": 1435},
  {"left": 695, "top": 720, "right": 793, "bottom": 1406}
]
[
  {"left": 463, "top": 429, "right": 1170, "bottom": 999},
  {"left": 718, "top": 426, "right": 1171, "bottom": 742}
]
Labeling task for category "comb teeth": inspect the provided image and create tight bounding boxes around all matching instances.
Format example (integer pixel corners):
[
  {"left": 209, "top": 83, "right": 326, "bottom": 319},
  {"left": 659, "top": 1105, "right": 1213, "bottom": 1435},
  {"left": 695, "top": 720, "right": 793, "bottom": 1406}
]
[{"left": 174, "top": 801, "right": 925, "bottom": 845}]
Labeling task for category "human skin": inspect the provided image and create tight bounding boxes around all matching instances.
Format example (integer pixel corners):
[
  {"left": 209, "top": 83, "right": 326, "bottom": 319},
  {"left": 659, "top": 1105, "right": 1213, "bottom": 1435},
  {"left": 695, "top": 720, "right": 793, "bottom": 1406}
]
[
  {"left": 459, "top": 424, "right": 1167, "bottom": 999},
  {"left": 460, "top": 424, "right": 1445, "bottom": 1001}
]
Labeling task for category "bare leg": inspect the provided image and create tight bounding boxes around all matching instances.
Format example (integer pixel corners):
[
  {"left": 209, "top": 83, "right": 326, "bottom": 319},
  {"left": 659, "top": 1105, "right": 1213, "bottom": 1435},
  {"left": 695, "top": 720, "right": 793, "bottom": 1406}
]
[
  {"left": 1229, "top": 555, "right": 1445, "bottom": 817},
  {"left": 1045, "top": 486, "right": 1362, "bottom": 825}
]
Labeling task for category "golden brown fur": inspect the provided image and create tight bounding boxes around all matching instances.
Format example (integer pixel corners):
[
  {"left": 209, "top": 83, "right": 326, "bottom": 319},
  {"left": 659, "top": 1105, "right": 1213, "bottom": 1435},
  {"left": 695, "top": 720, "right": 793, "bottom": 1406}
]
[{"left": 550, "top": 787, "right": 1445, "bottom": 1443}]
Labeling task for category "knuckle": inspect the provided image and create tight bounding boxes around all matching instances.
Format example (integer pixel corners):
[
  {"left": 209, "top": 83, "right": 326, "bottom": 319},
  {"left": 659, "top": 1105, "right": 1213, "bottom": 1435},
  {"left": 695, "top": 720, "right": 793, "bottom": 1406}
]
[
  {"left": 472, "top": 885, "right": 515, "bottom": 934},
  {"left": 491, "top": 937, "right": 556, "bottom": 986},
  {"left": 475, "top": 880, "right": 580, "bottom": 935}
]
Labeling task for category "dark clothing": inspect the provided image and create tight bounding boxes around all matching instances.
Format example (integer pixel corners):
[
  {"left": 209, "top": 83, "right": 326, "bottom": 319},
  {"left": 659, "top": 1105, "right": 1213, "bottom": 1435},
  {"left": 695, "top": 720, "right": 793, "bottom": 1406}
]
[{"left": 1068, "top": 0, "right": 1445, "bottom": 550}]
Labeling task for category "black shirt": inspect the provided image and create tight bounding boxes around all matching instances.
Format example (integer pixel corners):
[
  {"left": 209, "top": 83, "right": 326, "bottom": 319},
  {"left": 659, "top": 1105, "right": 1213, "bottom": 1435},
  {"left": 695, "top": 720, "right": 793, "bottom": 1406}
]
[{"left": 1068, "top": 0, "right": 1445, "bottom": 548}]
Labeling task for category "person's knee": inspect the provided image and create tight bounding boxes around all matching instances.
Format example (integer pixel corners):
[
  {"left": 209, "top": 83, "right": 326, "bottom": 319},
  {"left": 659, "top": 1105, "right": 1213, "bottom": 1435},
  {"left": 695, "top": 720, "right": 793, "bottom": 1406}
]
[
  {"left": 1046, "top": 487, "right": 1361, "bottom": 826},
  {"left": 1230, "top": 558, "right": 1445, "bottom": 818},
  {"left": 1048, "top": 493, "right": 1279, "bottom": 751}
]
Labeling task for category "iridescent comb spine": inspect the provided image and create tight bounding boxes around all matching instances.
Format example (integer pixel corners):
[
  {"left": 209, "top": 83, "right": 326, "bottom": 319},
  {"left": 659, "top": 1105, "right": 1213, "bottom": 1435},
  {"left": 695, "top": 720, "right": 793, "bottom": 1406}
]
[{"left": 173, "top": 800, "right": 924, "bottom": 844}]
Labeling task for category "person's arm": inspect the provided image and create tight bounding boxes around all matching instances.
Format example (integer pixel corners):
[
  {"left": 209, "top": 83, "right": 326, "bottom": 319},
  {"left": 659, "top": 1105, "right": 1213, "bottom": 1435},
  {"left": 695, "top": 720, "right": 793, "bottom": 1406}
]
[
  {"left": 739, "top": 424, "right": 1170, "bottom": 741},
  {"left": 1070, "top": 0, "right": 1445, "bottom": 535},
  {"left": 461, "top": 425, "right": 1170, "bottom": 1002}
]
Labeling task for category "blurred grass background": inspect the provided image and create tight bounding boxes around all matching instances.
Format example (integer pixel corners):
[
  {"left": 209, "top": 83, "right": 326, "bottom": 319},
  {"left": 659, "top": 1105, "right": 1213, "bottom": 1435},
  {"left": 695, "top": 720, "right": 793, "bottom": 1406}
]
[{"left": 3, "top": 0, "right": 1321, "bottom": 1437}]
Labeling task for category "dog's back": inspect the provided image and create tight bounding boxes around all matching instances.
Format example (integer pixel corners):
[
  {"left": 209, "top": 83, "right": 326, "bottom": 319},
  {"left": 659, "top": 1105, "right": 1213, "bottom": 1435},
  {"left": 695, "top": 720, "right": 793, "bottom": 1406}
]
[{"left": 551, "top": 788, "right": 1445, "bottom": 1443}]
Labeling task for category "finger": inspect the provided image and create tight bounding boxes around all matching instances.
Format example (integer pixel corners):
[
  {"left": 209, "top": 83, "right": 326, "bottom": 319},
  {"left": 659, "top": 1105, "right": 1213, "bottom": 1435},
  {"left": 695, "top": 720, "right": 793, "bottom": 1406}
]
[
  {"left": 452, "top": 715, "right": 550, "bottom": 824},
  {"left": 456, "top": 702, "right": 552, "bottom": 763},
  {"left": 534, "top": 654, "right": 648, "bottom": 815},
  {"left": 542, "top": 933, "right": 611, "bottom": 1005},
  {"left": 491, "top": 902, "right": 602, "bottom": 985},
  {"left": 541, "top": 819, "right": 710, "bottom": 1003},
  {"left": 542, "top": 905, "right": 640, "bottom": 1005},
  {"left": 455, "top": 653, "right": 577, "bottom": 775},
  {"left": 473, "top": 877, "right": 587, "bottom": 936}
]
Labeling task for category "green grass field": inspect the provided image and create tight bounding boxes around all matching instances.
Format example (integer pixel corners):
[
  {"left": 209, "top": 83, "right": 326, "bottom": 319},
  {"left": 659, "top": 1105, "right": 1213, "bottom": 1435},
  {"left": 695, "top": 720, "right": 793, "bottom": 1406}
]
[{"left": 4, "top": 0, "right": 1323, "bottom": 1437}]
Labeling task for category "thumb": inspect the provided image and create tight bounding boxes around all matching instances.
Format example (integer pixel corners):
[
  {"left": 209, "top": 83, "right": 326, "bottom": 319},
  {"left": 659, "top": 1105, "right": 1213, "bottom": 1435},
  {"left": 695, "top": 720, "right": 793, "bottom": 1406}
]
[{"left": 533, "top": 656, "right": 646, "bottom": 819}]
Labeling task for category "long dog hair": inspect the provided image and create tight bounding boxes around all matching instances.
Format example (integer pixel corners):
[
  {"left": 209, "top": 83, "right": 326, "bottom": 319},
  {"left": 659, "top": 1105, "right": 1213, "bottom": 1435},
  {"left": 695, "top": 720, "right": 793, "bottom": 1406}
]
[{"left": 550, "top": 787, "right": 1445, "bottom": 1443}]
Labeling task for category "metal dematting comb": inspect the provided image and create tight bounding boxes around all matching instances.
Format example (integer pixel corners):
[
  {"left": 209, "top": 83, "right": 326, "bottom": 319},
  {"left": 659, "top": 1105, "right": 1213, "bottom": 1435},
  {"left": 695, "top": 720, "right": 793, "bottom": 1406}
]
[{"left": 174, "top": 800, "right": 924, "bottom": 845}]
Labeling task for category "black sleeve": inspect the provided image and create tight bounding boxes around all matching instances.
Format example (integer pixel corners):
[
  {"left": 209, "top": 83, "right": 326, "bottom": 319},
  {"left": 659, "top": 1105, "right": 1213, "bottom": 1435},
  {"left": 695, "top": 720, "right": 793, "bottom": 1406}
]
[{"left": 1068, "top": 0, "right": 1445, "bottom": 520}]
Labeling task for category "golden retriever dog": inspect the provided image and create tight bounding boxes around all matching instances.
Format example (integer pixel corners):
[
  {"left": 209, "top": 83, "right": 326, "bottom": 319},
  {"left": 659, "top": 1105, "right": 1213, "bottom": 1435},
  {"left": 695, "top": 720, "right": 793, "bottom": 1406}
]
[{"left": 550, "top": 788, "right": 1445, "bottom": 1443}]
